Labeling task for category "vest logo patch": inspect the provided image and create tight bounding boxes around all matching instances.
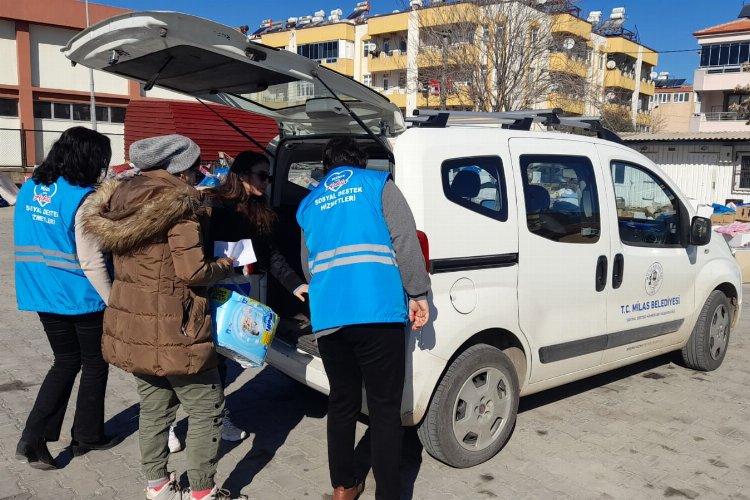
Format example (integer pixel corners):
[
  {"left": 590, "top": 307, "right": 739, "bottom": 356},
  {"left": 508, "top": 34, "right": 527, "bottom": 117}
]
[
  {"left": 33, "top": 183, "right": 57, "bottom": 207},
  {"left": 325, "top": 170, "right": 353, "bottom": 192}
]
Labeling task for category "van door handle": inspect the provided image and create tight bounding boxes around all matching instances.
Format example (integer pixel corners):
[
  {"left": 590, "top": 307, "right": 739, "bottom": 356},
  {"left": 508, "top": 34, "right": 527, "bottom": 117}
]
[
  {"left": 612, "top": 253, "right": 624, "bottom": 289},
  {"left": 595, "top": 255, "right": 608, "bottom": 292}
]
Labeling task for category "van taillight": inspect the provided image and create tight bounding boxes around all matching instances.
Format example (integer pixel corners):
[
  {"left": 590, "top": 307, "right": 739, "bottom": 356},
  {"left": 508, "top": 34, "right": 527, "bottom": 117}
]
[{"left": 416, "top": 230, "right": 430, "bottom": 273}]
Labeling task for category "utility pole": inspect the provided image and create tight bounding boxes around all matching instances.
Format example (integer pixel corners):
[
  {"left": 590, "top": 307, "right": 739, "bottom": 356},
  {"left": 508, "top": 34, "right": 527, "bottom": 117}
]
[
  {"left": 85, "top": 0, "right": 97, "bottom": 130},
  {"left": 439, "top": 30, "right": 450, "bottom": 110}
]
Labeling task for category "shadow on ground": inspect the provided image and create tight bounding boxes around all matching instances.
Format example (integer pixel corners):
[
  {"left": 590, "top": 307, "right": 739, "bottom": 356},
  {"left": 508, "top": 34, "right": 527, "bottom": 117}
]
[{"left": 519, "top": 352, "right": 677, "bottom": 414}]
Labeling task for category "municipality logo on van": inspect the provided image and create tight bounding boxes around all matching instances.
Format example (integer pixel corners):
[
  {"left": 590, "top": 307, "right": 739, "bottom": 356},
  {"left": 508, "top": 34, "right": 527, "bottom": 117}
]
[{"left": 645, "top": 263, "right": 663, "bottom": 296}]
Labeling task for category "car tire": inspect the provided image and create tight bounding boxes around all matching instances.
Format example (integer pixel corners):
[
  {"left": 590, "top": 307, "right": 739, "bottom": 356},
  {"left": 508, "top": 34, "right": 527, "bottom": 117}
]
[
  {"left": 681, "top": 290, "right": 732, "bottom": 371},
  {"left": 417, "top": 344, "right": 519, "bottom": 468}
]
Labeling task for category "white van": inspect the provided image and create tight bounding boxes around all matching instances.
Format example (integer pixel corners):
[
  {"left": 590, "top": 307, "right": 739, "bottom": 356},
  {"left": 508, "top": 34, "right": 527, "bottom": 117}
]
[{"left": 65, "top": 12, "right": 742, "bottom": 468}]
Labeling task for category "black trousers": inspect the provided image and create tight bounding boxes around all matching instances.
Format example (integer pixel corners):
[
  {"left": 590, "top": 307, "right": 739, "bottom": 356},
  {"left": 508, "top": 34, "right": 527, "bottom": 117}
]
[
  {"left": 22, "top": 312, "right": 109, "bottom": 444},
  {"left": 317, "top": 323, "right": 405, "bottom": 500}
]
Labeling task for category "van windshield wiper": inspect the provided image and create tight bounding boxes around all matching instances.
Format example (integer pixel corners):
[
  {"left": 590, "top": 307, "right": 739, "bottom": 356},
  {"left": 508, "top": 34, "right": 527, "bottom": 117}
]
[
  {"left": 195, "top": 97, "right": 275, "bottom": 158},
  {"left": 311, "top": 70, "right": 395, "bottom": 163}
]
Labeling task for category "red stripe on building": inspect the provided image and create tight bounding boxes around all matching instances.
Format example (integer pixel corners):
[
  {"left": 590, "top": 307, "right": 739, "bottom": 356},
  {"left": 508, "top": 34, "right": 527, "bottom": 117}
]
[{"left": 124, "top": 100, "right": 279, "bottom": 162}]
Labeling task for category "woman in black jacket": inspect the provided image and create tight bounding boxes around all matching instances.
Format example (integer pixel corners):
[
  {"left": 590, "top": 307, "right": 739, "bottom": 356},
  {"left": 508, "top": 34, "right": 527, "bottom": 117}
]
[{"left": 207, "top": 151, "right": 307, "bottom": 300}]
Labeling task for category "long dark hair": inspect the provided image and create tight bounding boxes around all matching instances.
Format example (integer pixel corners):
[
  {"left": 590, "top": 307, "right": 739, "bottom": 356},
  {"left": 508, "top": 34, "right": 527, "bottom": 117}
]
[
  {"left": 208, "top": 151, "right": 277, "bottom": 235},
  {"left": 33, "top": 126, "right": 112, "bottom": 186}
]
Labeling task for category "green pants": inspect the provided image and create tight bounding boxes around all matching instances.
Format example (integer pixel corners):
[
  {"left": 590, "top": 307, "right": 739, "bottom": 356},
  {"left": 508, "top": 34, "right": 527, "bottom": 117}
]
[{"left": 135, "top": 368, "right": 224, "bottom": 491}]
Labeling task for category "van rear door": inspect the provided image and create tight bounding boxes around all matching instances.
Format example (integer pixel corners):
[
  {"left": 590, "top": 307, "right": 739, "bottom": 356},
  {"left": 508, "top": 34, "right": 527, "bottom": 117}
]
[{"left": 62, "top": 11, "right": 404, "bottom": 137}]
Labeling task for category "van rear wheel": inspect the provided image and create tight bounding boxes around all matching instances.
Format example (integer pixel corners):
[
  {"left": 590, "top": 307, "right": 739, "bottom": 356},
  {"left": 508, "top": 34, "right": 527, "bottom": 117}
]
[
  {"left": 417, "top": 344, "right": 519, "bottom": 468},
  {"left": 681, "top": 290, "right": 732, "bottom": 371}
]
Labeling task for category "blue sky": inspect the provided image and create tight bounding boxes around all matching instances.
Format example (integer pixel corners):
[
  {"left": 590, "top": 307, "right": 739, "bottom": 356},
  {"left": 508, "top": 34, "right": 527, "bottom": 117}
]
[{"left": 97, "top": 0, "right": 747, "bottom": 84}]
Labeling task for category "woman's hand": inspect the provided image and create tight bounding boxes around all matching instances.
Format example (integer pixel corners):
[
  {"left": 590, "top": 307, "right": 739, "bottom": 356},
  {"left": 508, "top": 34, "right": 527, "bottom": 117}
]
[
  {"left": 293, "top": 284, "right": 309, "bottom": 302},
  {"left": 409, "top": 299, "right": 429, "bottom": 330}
]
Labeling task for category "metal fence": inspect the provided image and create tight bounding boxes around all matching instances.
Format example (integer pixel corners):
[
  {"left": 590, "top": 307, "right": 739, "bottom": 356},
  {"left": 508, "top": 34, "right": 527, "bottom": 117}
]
[{"left": 0, "top": 128, "right": 125, "bottom": 168}]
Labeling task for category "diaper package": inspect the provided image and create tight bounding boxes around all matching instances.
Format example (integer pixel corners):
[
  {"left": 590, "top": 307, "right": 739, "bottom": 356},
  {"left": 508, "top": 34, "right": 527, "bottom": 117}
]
[{"left": 210, "top": 287, "right": 279, "bottom": 368}]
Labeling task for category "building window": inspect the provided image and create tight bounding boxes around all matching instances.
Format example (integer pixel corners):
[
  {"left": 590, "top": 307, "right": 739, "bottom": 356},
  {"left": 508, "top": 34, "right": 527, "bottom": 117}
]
[
  {"left": 383, "top": 75, "right": 389, "bottom": 91},
  {"left": 363, "top": 74, "right": 372, "bottom": 88},
  {"left": 0, "top": 98, "right": 18, "bottom": 117},
  {"left": 111, "top": 107, "right": 126, "bottom": 123},
  {"left": 297, "top": 41, "right": 339, "bottom": 62},
  {"left": 700, "top": 42, "right": 750, "bottom": 68},
  {"left": 34, "top": 101, "right": 126, "bottom": 123},
  {"left": 739, "top": 156, "right": 750, "bottom": 190},
  {"left": 54, "top": 102, "right": 71, "bottom": 119},
  {"left": 33, "top": 101, "right": 51, "bottom": 119}
]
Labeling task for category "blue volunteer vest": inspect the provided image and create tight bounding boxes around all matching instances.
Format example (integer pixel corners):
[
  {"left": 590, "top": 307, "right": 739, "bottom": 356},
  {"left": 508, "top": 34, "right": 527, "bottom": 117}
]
[
  {"left": 14, "top": 177, "right": 106, "bottom": 315},
  {"left": 297, "top": 167, "right": 408, "bottom": 332}
]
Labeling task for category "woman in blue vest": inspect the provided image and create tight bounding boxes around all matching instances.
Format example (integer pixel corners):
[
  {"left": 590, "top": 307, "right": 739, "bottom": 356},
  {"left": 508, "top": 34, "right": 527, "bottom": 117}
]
[
  {"left": 297, "top": 137, "right": 431, "bottom": 500},
  {"left": 14, "top": 127, "right": 121, "bottom": 470}
]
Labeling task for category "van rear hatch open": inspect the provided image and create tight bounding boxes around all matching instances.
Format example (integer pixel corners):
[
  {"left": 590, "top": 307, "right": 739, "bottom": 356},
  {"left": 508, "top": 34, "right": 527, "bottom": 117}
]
[{"left": 62, "top": 11, "right": 404, "bottom": 137}]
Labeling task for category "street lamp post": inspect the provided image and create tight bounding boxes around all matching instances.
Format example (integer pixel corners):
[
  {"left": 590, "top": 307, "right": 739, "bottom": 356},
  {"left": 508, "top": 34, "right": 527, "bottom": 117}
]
[{"left": 85, "top": 0, "right": 97, "bottom": 130}]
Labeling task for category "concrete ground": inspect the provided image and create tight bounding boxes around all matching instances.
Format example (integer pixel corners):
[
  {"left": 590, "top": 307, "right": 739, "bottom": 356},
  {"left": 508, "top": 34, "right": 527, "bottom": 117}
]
[{"left": 1, "top": 206, "right": 748, "bottom": 500}]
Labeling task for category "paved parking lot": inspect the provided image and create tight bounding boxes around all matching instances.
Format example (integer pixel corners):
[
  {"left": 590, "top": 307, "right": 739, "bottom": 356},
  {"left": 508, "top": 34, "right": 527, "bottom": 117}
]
[{"left": 1, "top": 206, "right": 749, "bottom": 499}]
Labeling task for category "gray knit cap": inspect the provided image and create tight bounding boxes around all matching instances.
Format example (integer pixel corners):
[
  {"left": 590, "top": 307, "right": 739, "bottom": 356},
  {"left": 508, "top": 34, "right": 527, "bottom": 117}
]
[{"left": 128, "top": 134, "right": 200, "bottom": 174}]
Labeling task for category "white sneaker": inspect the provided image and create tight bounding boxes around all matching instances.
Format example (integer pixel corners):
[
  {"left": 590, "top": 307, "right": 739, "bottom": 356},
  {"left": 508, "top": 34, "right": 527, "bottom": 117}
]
[
  {"left": 146, "top": 472, "right": 187, "bottom": 500},
  {"left": 168, "top": 425, "right": 182, "bottom": 454},
  {"left": 188, "top": 485, "right": 247, "bottom": 500},
  {"left": 221, "top": 411, "right": 247, "bottom": 442}
]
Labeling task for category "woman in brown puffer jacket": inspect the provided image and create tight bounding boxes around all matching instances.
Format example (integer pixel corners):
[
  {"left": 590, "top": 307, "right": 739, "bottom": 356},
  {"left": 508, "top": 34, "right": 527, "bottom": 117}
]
[{"left": 82, "top": 135, "right": 244, "bottom": 500}]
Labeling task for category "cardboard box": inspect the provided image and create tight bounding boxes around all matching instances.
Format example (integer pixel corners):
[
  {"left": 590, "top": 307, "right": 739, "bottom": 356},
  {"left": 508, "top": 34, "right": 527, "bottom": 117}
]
[
  {"left": 736, "top": 206, "right": 750, "bottom": 222},
  {"left": 734, "top": 249, "right": 750, "bottom": 284},
  {"left": 711, "top": 213, "right": 736, "bottom": 225}
]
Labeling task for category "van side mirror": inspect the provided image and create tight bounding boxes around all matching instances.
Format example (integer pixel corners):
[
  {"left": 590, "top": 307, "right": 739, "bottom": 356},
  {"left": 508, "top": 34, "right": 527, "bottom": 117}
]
[{"left": 690, "top": 216, "right": 711, "bottom": 246}]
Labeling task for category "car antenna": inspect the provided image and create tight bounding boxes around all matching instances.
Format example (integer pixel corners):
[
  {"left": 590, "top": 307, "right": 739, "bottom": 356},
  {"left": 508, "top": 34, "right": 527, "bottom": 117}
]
[
  {"left": 311, "top": 70, "right": 395, "bottom": 163},
  {"left": 194, "top": 97, "right": 276, "bottom": 158}
]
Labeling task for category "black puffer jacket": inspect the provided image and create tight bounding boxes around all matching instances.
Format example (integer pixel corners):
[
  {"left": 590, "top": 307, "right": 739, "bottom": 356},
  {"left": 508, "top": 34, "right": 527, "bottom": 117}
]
[{"left": 206, "top": 201, "right": 304, "bottom": 294}]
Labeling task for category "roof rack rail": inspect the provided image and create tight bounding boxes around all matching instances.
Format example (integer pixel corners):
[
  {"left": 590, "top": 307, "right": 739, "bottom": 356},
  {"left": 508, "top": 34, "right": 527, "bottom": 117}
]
[{"left": 407, "top": 108, "right": 623, "bottom": 144}]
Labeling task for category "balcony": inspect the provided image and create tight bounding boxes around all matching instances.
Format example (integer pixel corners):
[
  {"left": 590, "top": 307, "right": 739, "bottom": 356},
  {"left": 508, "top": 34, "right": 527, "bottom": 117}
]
[
  {"left": 367, "top": 11, "right": 409, "bottom": 36},
  {"left": 321, "top": 58, "right": 354, "bottom": 76},
  {"left": 605, "top": 70, "right": 636, "bottom": 92},
  {"left": 547, "top": 93, "right": 585, "bottom": 115},
  {"left": 368, "top": 51, "right": 408, "bottom": 73},
  {"left": 694, "top": 68, "right": 750, "bottom": 92},
  {"left": 551, "top": 13, "right": 591, "bottom": 40},
  {"left": 693, "top": 112, "right": 750, "bottom": 132},
  {"left": 549, "top": 52, "right": 588, "bottom": 78}
]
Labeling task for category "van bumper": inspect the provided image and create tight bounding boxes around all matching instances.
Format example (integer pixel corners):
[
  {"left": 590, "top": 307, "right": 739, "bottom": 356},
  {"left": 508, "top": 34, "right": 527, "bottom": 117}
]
[{"left": 266, "top": 336, "right": 448, "bottom": 427}]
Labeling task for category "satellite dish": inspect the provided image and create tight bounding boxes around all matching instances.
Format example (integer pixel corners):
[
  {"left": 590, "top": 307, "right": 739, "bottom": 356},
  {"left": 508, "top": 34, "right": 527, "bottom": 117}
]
[
  {"left": 650, "top": 71, "right": 658, "bottom": 80},
  {"left": 606, "top": 92, "right": 616, "bottom": 102},
  {"left": 563, "top": 38, "right": 575, "bottom": 50},
  {"left": 606, "top": 60, "right": 617, "bottom": 70}
]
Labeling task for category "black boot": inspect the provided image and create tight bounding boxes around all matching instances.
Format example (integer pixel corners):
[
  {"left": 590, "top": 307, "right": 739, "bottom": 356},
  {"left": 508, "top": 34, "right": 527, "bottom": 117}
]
[
  {"left": 70, "top": 434, "right": 124, "bottom": 457},
  {"left": 15, "top": 437, "right": 58, "bottom": 470}
]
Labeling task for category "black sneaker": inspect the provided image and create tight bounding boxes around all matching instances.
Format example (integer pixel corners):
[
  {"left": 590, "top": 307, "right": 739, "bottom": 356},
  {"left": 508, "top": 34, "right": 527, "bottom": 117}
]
[
  {"left": 15, "top": 437, "right": 58, "bottom": 470},
  {"left": 70, "top": 434, "right": 125, "bottom": 457}
]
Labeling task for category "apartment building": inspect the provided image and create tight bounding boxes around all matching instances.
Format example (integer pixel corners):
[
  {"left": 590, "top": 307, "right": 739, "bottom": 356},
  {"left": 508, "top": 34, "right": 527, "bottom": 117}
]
[
  {"left": 648, "top": 75, "right": 694, "bottom": 133},
  {"left": 253, "top": 1, "right": 657, "bottom": 125},
  {"left": 691, "top": 6, "right": 750, "bottom": 132}
]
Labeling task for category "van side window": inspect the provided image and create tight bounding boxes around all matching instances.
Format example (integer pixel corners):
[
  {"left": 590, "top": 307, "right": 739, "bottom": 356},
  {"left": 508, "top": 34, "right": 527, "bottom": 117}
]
[
  {"left": 520, "top": 155, "right": 601, "bottom": 243},
  {"left": 611, "top": 161, "right": 681, "bottom": 247},
  {"left": 441, "top": 156, "right": 507, "bottom": 221}
]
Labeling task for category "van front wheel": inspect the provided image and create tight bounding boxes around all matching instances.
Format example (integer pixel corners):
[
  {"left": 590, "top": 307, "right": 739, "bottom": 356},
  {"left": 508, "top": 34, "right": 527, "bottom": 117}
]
[
  {"left": 417, "top": 344, "right": 519, "bottom": 468},
  {"left": 681, "top": 290, "right": 732, "bottom": 371}
]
